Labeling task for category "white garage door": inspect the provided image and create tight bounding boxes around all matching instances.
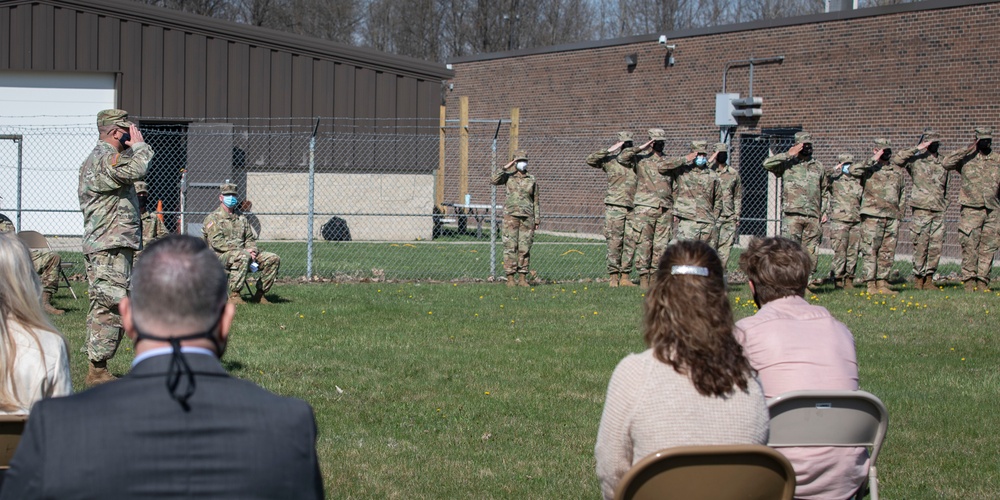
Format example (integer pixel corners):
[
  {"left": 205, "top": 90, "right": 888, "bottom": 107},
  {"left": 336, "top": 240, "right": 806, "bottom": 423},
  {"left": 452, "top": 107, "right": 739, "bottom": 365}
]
[{"left": 0, "top": 71, "right": 116, "bottom": 235}]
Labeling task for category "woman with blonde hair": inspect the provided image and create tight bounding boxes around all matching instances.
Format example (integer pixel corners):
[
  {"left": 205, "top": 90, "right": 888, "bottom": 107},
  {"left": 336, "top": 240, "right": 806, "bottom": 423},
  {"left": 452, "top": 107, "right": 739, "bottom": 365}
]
[
  {"left": 0, "top": 232, "right": 71, "bottom": 414},
  {"left": 595, "top": 240, "right": 768, "bottom": 499}
]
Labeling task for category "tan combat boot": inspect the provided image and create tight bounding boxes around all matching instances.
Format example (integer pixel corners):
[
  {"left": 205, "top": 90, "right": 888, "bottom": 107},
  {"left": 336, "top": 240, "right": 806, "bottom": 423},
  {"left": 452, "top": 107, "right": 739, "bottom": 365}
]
[
  {"left": 964, "top": 280, "right": 977, "bottom": 292},
  {"left": 251, "top": 288, "right": 270, "bottom": 304},
  {"left": 518, "top": 274, "right": 529, "bottom": 287},
  {"left": 228, "top": 292, "right": 245, "bottom": 305},
  {"left": 609, "top": 273, "right": 619, "bottom": 288},
  {"left": 866, "top": 281, "right": 879, "bottom": 295},
  {"left": 506, "top": 274, "right": 516, "bottom": 287},
  {"left": 85, "top": 360, "right": 117, "bottom": 386},
  {"left": 876, "top": 280, "right": 897, "bottom": 295},
  {"left": 844, "top": 277, "right": 854, "bottom": 290},
  {"left": 638, "top": 275, "right": 650, "bottom": 289},
  {"left": 915, "top": 276, "right": 927, "bottom": 290},
  {"left": 42, "top": 292, "right": 65, "bottom": 315},
  {"left": 619, "top": 274, "right": 636, "bottom": 287}
]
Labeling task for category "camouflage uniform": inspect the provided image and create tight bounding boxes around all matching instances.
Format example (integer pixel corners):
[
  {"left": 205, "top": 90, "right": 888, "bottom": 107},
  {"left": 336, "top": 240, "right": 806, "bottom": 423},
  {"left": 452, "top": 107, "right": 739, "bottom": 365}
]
[
  {"left": 663, "top": 141, "right": 721, "bottom": 244},
  {"left": 1, "top": 214, "right": 63, "bottom": 307},
  {"left": 587, "top": 131, "right": 639, "bottom": 277},
  {"left": 942, "top": 127, "right": 1000, "bottom": 287},
  {"left": 491, "top": 151, "right": 540, "bottom": 278},
  {"left": 628, "top": 129, "right": 677, "bottom": 280},
  {"left": 848, "top": 139, "right": 907, "bottom": 287},
  {"left": 78, "top": 109, "right": 152, "bottom": 363},
  {"left": 826, "top": 155, "right": 864, "bottom": 286},
  {"left": 895, "top": 132, "right": 949, "bottom": 284},
  {"left": 135, "top": 181, "right": 168, "bottom": 260},
  {"left": 762, "top": 132, "right": 828, "bottom": 274},
  {"left": 203, "top": 185, "right": 281, "bottom": 298},
  {"left": 711, "top": 143, "right": 741, "bottom": 269}
]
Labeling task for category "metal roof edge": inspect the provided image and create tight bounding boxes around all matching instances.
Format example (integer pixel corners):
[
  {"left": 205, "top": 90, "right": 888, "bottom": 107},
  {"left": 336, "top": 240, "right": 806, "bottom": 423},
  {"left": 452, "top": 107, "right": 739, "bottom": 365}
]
[{"left": 447, "top": 0, "right": 1000, "bottom": 64}]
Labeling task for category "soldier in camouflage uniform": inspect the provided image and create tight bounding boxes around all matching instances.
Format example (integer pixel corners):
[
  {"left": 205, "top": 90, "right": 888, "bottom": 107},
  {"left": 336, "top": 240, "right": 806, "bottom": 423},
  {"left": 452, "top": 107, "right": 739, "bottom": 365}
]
[
  {"left": 79, "top": 109, "right": 153, "bottom": 385},
  {"left": 826, "top": 154, "right": 863, "bottom": 289},
  {"left": 663, "top": 141, "right": 721, "bottom": 244},
  {"left": 587, "top": 131, "right": 639, "bottom": 287},
  {"left": 762, "top": 132, "right": 828, "bottom": 283},
  {"left": 710, "top": 143, "right": 741, "bottom": 270},
  {"left": 203, "top": 182, "right": 282, "bottom": 302},
  {"left": 135, "top": 181, "right": 168, "bottom": 260},
  {"left": 0, "top": 214, "right": 65, "bottom": 314},
  {"left": 847, "top": 139, "right": 907, "bottom": 295},
  {"left": 491, "top": 150, "right": 540, "bottom": 287},
  {"left": 629, "top": 129, "right": 678, "bottom": 288},
  {"left": 895, "top": 131, "right": 948, "bottom": 290},
  {"left": 942, "top": 127, "right": 1000, "bottom": 291}
]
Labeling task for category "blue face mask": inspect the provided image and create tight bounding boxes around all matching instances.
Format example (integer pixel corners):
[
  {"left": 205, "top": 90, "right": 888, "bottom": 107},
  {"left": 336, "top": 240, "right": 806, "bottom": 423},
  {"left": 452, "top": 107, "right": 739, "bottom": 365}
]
[
  {"left": 694, "top": 156, "right": 708, "bottom": 167},
  {"left": 222, "top": 195, "right": 238, "bottom": 209}
]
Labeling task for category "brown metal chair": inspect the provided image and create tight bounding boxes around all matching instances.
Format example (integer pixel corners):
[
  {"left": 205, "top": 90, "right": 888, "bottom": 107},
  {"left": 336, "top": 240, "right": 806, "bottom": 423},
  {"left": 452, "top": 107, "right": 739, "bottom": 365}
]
[
  {"left": 16, "top": 230, "right": 77, "bottom": 300},
  {"left": 0, "top": 414, "right": 28, "bottom": 490},
  {"left": 613, "top": 444, "right": 796, "bottom": 500}
]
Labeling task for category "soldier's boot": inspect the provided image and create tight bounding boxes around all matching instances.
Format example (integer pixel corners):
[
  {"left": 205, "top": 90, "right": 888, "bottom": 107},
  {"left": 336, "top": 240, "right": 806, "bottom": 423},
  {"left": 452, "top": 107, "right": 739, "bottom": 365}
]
[
  {"left": 844, "top": 277, "right": 855, "bottom": 290},
  {"left": 876, "top": 280, "right": 897, "bottom": 295},
  {"left": 964, "top": 280, "right": 977, "bottom": 292},
  {"left": 978, "top": 279, "right": 991, "bottom": 292},
  {"left": 619, "top": 274, "right": 636, "bottom": 287},
  {"left": 251, "top": 288, "right": 270, "bottom": 304},
  {"left": 638, "top": 275, "right": 650, "bottom": 289},
  {"left": 42, "top": 292, "right": 65, "bottom": 316},
  {"left": 866, "top": 281, "right": 879, "bottom": 295},
  {"left": 506, "top": 274, "right": 516, "bottom": 287},
  {"left": 228, "top": 292, "right": 246, "bottom": 305},
  {"left": 833, "top": 278, "right": 844, "bottom": 290},
  {"left": 609, "top": 273, "right": 619, "bottom": 288},
  {"left": 85, "top": 360, "right": 117, "bottom": 386},
  {"left": 518, "top": 273, "right": 529, "bottom": 287}
]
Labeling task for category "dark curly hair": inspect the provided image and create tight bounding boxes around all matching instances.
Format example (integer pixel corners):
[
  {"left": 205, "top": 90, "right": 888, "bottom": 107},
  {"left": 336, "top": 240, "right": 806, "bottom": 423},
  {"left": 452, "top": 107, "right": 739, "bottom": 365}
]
[{"left": 643, "top": 240, "right": 752, "bottom": 397}]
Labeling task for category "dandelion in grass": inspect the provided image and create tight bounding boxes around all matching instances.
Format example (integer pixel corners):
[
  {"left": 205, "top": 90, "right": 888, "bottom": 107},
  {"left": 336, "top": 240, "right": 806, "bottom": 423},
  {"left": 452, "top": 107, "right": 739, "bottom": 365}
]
[
  {"left": 593, "top": 311, "right": 598, "bottom": 315},
  {"left": 882, "top": 335, "right": 887, "bottom": 339},
  {"left": 474, "top": 313, "right": 479, "bottom": 317},
  {"left": 500, "top": 304, "right": 504, "bottom": 309},
  {"left": 484, "top": 391, "right": 490, "bottom": 395},
  {"left": 428, "top": 311, "right": 433, "bottom": 315}
]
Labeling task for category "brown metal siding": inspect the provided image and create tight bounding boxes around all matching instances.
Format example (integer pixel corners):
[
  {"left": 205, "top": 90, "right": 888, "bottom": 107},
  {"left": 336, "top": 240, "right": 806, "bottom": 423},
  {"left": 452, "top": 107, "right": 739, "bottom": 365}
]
[
  {"left": 141, "top": 25, "right": 164, "bottom": 116},
  {"left": 53, "top": 6, "right": 74, "bottom": 70},
  {"left": 9, "top": 4, "right": 30, "bottom": 69},
  {"left": 227, "top": 42, "right": 249, "bottom": 122},
  {"left": 120, "top": 19, "right": 141, "bottom": 110},
  {"left": 333, "top": 63, "right": 355, "bottom": 131},
  {"left": 248, "top": 45, "right": 270, "bottom": 118},
  {"left": 206, "top": 37, "right": 228, "bottom": 117},
  {"left": 291, "top": 54, "right": 312, "bottom": 126},
  {"left": 75, "top": 11, "right": 96, "bottom": 69},
  {"left": 31, "top": 4, "right": 53, "bottom": 70},
  {"left": 162, "top": 29, "right": 184, "bottom": 117},
  {"left": 96, "top": 14, "right": 117, "bottom": 72},
  {"left": 312, "top": 58, "right": 335, "bottom": 129},
  {"left": 184, "top": 33, "right": 206, "bottom": 117},
  {"left": 0, "top": 7, "right": 9, "bottom": 68}
]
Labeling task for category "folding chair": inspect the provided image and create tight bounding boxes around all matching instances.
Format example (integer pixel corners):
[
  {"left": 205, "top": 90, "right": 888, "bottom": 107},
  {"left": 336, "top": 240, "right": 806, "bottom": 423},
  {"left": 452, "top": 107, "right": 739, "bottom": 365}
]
[
  {"left": 0, "top": 414, "right": 27, "bottom": 490},
  {"left": 613, "top": 444, "right": 796, "bottom": 500},
  {"left": 16, "top": 230, "right": 77, "bottom": 300},
  {"left": 767, "top": 390, "right": 889, "bottom": 500}
]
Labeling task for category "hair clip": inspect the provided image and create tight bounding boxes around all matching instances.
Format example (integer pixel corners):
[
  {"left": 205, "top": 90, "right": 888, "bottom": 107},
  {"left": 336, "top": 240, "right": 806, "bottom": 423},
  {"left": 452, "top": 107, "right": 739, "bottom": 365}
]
[{"left": 671, "top": 265, "right": 709, "bottom": 277}]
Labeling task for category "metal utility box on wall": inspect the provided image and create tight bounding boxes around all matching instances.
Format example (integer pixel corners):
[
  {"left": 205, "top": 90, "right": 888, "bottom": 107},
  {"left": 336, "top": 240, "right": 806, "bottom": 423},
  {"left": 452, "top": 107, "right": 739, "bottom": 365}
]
[{"left": 716, "top": 93, "right": 740, "bottom": 127}]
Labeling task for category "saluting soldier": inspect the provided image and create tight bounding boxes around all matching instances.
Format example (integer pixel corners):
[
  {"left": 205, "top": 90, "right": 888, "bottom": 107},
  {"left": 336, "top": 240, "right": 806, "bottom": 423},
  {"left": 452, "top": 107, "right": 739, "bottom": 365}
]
[
  {"left": 826, "top": 154, "right": 864, "bottom": 289},
  {"left": 629, "top": 129, "right": 677, "bottom": 288},
  {"left": 711, "top": 143, "right": 741, "bottom": 271},
  {"left": 491, "top": 150, "right": 540, "bottom": 287},
  {"left": 663, "top": 141, "right": 721, "bottom": 245},
  {"left": 587, "top": 131, "right": 639, "bottom": 288},
  {"left": 895, "top": 131, "right": 948, "bottom": 290}
]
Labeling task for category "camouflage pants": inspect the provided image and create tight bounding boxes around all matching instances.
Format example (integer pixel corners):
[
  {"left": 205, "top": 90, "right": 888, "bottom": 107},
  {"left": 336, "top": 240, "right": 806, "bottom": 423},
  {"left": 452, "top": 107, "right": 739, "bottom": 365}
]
[
  {"left": 219, "top": 249, "right": 281, "bottom": 294},
  {"left": 957, "top": 207, "right": 999, "bottom": 283},
  {"left": 782, "top": 214, "right": 821, "bottom": 273},
  {"left": 910, "top": 208, "right": 946, "bottom": 278},
  {"left": 30, "top": 249, "right": 61, "bottom": 295},
  {"left": 84, "top": 248, "right": 133, "bottom": 363},
  {"left": 714, "top": 219, "right": 738, "bottom": 271},
  {"left": 502, "top": 215, "right": 534, "bottom": 275},
  {"left": 630, "top": 206, "right": 671, "bottom": 276},
  {"left": 674, "top": 218, "right": 715, "bottom": 245},
  {"left": 860, "top": 216, "right": 899, "bottom": 282},
  {"left": 829, "top": 219, "right": 861, "bottom": 280},
  {"left": 604, "top": 205, "right": 635, "bottom": 274}
]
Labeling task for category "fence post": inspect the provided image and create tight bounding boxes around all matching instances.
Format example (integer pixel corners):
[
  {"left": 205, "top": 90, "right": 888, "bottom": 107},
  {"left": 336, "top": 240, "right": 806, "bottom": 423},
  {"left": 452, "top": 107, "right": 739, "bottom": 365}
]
[
  {"left": 459, "top": 97, "right": 469, "bottom": 202},
  {"left": 306, "top": 118, "right": 319, "bottom": 279},
  {"left": 15, "top": 135, "right": 23, "bottom": 231},
  {"left": 437, "top": 106, "right": 446, "bottom": 212},
  {"left": 490, "top": 120, "right": 500, "bottom": 280}
]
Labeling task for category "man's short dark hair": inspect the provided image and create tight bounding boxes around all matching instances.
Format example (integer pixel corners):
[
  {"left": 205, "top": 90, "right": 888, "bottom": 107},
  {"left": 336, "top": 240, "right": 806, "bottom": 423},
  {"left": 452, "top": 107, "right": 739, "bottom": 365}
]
[
  {"left": 739, "top": 237, "right": 812, "bottom": 305},
  {"left": 131, "top": 235, "right": 228, "bottom": 333}
]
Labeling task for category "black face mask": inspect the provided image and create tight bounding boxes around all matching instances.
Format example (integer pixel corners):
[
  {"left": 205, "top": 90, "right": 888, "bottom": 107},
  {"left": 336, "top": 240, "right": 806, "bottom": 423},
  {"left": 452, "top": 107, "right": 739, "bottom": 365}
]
[
  {"left": 926, "top": 142, "right": 939, "bottom": 154},
  {"left": 800, "top": 144, "right": 813, "bottom": 157},
  {"left": 118, "top": 130, "right": 131, "bottom": 148},
  {"left": 879, "top": 149, "right": 893, "bottom": 162},
  {"left": 977, "top": 139, "right": 992, "bottom": 154},
  {"left": 621, "top": 141, "right": 633, "bottom": 149},
  {"left": 652, "top": 141, "right": 665, "bottom": 153},
  {"left": 137, "top": 194, "right": 148, "bottom": 211},
  {"left": 716, "top": 152, "right": 728, "bottom": 164}
]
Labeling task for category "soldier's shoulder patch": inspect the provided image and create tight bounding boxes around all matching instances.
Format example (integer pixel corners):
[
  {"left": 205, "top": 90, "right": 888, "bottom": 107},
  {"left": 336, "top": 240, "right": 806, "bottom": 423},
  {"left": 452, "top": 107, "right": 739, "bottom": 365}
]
[{"left": 205, "top": 221, "right": 214, "bottom": 230}]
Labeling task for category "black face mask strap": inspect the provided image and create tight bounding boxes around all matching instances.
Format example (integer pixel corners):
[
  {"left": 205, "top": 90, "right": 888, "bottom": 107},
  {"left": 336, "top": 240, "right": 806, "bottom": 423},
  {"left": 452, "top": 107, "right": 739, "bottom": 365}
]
[{"left": 133, "top": 316, "right": 223, "bottom": 409}]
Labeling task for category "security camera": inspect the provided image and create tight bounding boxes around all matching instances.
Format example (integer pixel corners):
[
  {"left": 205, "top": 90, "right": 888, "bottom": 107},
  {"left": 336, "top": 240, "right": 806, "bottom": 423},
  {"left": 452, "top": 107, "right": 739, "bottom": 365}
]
[{"left": 658, "top": 35, "right": 668, "bottom": 45}]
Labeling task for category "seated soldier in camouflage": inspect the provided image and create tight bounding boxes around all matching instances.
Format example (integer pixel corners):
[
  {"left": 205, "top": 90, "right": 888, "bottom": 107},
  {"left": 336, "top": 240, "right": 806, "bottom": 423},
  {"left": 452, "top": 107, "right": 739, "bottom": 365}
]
[
  {"left": 0, "top": 213, "right": 65, "bottom": 315},
  {"left": 202, "top": 182, "right": 281, "bottom": 304},
  {"left": 135, "top": 181, "right": 168, "bottom": 260}
]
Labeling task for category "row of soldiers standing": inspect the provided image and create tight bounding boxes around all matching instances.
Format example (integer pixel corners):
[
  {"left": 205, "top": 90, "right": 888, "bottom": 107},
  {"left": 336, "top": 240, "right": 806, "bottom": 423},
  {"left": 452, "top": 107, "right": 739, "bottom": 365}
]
[{"left": 587, "top": 129, "right": 741, "bottom": 288}]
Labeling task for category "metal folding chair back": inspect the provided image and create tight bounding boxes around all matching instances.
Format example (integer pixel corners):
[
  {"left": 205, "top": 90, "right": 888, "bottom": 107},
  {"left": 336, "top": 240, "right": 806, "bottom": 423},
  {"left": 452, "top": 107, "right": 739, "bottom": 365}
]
[
  {"left": 613, "top": 444, "right": 796, "bottom": 500},
  {"left": 767, "top": 390, "right": 888, "bottom": 500},
  {"left": 16, "top": 230, "right": 78, "bottom": 299}
]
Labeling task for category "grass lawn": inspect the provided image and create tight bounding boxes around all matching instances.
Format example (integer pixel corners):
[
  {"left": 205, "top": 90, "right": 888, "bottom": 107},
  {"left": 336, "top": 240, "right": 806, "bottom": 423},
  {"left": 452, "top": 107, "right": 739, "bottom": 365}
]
[{"left": 49, "top": 278, "right": 999, "bottom": 498}]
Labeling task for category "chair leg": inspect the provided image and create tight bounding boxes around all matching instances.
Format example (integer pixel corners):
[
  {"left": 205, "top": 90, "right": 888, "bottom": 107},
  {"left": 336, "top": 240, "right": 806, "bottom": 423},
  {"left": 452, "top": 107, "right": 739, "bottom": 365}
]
[
  {"left": 59, "top": 267, "right": 78, "bottom": 300},
  {"left": 869, "top": 466, "right": 878, "bottom": 500}
]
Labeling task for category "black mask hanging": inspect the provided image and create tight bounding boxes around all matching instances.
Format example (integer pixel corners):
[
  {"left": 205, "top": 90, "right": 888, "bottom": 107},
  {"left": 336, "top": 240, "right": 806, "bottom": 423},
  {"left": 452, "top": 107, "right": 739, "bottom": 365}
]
[{"left": 132, "top": 313, "right": 224, "bottom": 410}]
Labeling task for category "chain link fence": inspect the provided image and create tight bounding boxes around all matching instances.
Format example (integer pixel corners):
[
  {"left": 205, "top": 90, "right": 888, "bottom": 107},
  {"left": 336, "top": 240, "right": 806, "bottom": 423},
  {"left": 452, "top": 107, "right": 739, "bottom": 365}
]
[{"left": 0, "top": 117, "right": 991, "bottom": 283}]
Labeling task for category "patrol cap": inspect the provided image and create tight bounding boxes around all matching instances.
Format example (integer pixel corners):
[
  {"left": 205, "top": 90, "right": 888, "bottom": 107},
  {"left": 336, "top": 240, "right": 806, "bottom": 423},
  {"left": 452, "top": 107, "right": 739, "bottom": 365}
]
[
  {"left": 794, "top": 132, "right": 812, "bottom": 145},
  {"left": 975, "top": 127, "right": 993, "bottom": 140},
  {"left": 714, "top": 142, "right": 728, "bottom": 153},
  {"left": 837, "top": 154, "right": 854, "bottom": 164},
  {"left": 220, "top": 182, "right": 238, "bottom": 196},
  {"left": 134, "top": 181, "right": 148, "bottom": 194},
  {"left": 97, "top": 109, "right": 132, "bottom": 128},
  {"left": 874, "top": 138, "right": 892, "bottom": 148},
  {"left": 690, "top": 141, "right": 708, "bottom": 153},
  {"left": 648, "top": 128, "right": 666, "bottom": 141},
  {"left": 617, "top": 131, "right": 633, "bottom": 142},
  {"left": 923, "top": 130, "right": 942, "bottom": 143},
  {"left": 512, "top": 149, "right": 528, "bottom": 162}
]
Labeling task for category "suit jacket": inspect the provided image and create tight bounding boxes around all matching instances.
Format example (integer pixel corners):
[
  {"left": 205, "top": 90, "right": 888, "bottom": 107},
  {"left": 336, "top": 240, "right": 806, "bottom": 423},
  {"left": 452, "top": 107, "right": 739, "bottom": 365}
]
[{"left": 0, "top": 353, "right": 324, "bottom": 500}]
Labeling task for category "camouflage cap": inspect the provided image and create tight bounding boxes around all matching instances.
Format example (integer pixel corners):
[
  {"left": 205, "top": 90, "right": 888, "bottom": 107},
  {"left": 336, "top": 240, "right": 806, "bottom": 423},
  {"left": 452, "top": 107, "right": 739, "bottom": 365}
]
[
  {"left": 617, "top": 131, "right": 633, "bottom": 142},
  {"left": 648, "top": 128, "right": 666, "bottom": 141},
  {"left": 922, "top": 130, "right": 942, "bottom": 142},
  {"left": 690, "top": 141, "right": 708, "bottom": 153},
  {"left": 975, "top": 127, "right": 993, "bottom": 140},
  {"left": 874, "top": 138, "right": 892, "bottom": 148},
  {"left": 97, "top": 109, "right": 132, "bottom": 128},
  {"left": 794, "top": 132, "right": 812, "bottom": 145},
  {"left": 837, "top": 154, "right": 854, "bottom": 164},
  {"left": 134, "top": 181, "right": 148, "bottom": 194},
  {"left": 714, "top": 142, "right": 728, "bottom": 153},
  {"left": 220, "top": 182, "right": 238, "bottom": 196},
  {"left": 512, "top": 149, "right": 528, "bottom": 162}
]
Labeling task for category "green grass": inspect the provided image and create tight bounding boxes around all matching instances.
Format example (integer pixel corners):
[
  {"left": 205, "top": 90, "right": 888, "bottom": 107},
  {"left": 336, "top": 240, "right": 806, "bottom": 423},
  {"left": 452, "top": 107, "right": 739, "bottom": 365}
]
[{"left": 49, "top": 279, "right": 999, "bottom": 498}]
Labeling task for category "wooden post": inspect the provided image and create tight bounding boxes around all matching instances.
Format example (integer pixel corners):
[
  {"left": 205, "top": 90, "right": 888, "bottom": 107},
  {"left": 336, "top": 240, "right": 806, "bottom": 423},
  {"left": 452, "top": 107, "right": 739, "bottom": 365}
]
[
  {"left": 509, "top": 107, "right": 519, "bottom": 161},
  {"left": 437, "top": 105, "right": 446, "bottom": 211},
  {"left": 459, "top": 96, "right": 469, "bottom": 201}
]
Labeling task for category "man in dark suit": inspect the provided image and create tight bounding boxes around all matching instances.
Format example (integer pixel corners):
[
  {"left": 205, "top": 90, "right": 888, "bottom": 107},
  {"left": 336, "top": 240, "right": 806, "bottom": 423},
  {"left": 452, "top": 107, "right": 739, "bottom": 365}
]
[{"left": 0, "top": 235, "right": 324, "bottom": 499}]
